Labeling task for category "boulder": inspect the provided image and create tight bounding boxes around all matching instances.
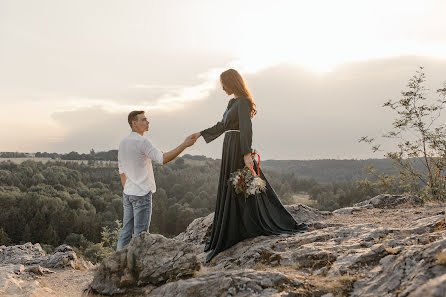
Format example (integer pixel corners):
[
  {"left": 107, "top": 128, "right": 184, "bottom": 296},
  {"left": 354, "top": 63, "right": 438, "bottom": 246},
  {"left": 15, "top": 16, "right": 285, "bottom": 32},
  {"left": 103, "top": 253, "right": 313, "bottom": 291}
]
[
  {"left": 354, "top": 194, "right": 424, "bottom": 209},
  {"left": 0, "top": 243, "right": 92, "bottom": 270},
  {"left": 174, "top": 213, "right": 214, "bottom": 247},
  {"left": 87, "top": 233, "right": 201, "bottom": 295},
  {"left": 333, "top": 194, "right": 425, "bottom": 215},
  {"left": 0, "top": 243, "right": 45, "bottom": 266},
  {"left": 44, "top": 244, "right": 92, "bottom": 270}
]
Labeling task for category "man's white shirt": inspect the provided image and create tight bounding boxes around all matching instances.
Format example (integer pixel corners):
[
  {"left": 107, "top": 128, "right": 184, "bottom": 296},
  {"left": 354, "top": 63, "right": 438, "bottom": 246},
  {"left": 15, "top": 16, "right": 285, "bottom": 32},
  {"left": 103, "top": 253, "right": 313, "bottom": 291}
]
[{"left": 118, "top": 132, "right": 163, "bottom": 196}]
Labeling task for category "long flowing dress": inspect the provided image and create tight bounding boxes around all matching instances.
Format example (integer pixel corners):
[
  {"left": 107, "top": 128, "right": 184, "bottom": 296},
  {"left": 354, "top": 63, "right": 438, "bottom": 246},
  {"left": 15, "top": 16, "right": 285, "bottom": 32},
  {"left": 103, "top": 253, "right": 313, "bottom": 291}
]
[{"left": 201, "top": 97, "right": 308, "bottom": 262}]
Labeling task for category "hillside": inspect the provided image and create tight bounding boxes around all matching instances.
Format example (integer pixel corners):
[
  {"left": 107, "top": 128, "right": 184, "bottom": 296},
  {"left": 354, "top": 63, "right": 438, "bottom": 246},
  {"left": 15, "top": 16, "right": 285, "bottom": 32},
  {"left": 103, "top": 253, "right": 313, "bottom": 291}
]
[
  {"left": 261, "top": 159, "right": 405, "bottom": 182},
  {"left": 0, "top": 152, "right": 419, "bottom": 183}
]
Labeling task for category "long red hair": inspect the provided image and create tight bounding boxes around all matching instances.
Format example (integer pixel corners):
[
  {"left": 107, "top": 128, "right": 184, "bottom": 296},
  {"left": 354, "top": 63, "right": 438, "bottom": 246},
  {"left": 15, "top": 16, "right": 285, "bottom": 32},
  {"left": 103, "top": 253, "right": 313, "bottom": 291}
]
[{"left": 220, "top": 69, "right": 257, "bottom": 118}]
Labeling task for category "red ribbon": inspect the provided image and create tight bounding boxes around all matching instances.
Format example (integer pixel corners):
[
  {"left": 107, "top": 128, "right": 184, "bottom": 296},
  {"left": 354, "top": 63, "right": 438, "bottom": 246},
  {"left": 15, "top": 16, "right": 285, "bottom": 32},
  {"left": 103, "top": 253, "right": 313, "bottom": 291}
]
[{"left": 250, "top": 152, "right": 261, "bottom": 176}]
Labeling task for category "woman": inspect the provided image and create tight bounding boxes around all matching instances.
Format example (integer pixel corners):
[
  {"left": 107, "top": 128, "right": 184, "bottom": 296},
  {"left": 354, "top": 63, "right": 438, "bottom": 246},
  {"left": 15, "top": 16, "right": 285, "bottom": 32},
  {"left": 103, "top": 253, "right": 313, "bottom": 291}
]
[{"left": 193, "top": 69, "right": 308, "bottom": 262}]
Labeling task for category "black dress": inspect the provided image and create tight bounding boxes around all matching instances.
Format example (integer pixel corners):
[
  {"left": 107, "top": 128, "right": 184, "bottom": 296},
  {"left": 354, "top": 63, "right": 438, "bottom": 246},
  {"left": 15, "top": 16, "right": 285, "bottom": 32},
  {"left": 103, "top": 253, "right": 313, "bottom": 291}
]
[{"left": 201, "top": 97, "right": 308, "bottom": 262}]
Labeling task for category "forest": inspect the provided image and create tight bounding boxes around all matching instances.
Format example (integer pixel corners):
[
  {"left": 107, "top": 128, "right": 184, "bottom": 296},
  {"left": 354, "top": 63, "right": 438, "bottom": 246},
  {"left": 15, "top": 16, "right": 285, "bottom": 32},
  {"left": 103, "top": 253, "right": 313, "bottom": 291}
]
[
  {"left": 3, "top": 157, "right": 359, "bottom": 262},
  {"left": 2, "top": 150, "right": 412, "bottom": 181},
  {"left": 0, "top": 152, "right": 423, "bottom": 242},
  {"left": 2, "top": 144, "right": 428, "bottom": 263}
]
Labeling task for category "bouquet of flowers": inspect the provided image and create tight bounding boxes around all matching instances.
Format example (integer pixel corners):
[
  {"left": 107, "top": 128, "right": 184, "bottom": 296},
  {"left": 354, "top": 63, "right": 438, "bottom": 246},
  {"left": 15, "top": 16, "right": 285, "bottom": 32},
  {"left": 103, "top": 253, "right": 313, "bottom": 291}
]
[{"left": 228, "top": 152, "right": 266, "bottom": 198}]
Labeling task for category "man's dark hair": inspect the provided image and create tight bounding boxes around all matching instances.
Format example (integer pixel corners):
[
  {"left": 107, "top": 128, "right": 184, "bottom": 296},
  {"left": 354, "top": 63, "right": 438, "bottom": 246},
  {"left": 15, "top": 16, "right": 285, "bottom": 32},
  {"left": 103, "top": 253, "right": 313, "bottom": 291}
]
[{"left": 128, "top": 110, "right": 145, "bottom": 128}]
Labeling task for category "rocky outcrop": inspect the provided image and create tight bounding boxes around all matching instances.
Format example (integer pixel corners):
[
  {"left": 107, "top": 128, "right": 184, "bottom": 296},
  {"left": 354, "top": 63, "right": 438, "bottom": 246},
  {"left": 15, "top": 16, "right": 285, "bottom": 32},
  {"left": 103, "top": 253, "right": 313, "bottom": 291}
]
[
  {"left": 354, "top": 194, "right": 424, "bottom": 208},
  {"left": 207, "top": 224, "right": 389, "bottom": 271},
  {"left": 174, "top": 212, "right": 214, "bottom": 247},
  {"left": 148, "top": 269, "right": 304, "bottom": 297},
  {"left": 0, "top": 243, "right": 92, "bottom": 296},
  {"left": 46, "top": 244, "right": 92, "bottom": 270},
  {"left": 0, "top": 243, "right": 46, "bottom": 267},
  {"left": 408, "top": 273, "right": 446, "bottom": 297},
  {"left": 285, "top": 203, "right": 332, "bottom": 222},
  {"left": 0, "top": 243, "right": 92, "bottom": 270},
  {"left": 86, "top": 197, "right": 446, "bottom": 297},
  {"left": 333, "top": 194, "right": 425, "bottom": 215},
  {"left": 352, "top": 238, "right": 446, "bottom": 297},
  {"left": 0, "top": 263, "right": 57, "bottom": 296}
]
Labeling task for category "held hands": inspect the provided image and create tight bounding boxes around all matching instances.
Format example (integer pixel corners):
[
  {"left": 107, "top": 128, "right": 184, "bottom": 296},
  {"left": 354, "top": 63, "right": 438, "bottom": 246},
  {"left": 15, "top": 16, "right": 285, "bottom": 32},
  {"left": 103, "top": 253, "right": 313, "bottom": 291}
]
[
  {"left": 191, "top": 132, "right": 201, "bottom": 141},
  {"left": 183, "top": 135, "right": 197, "bottom": 147},
  {"left": 183, "top": 132, "right": 202, "bottom": 147}
]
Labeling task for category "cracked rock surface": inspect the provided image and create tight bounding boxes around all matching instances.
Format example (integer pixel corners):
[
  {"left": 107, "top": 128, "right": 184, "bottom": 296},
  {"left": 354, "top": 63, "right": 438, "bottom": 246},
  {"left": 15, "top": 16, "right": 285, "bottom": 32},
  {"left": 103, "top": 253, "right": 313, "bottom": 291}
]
[{"left": 86, "top": 195, "right": 446, "bottom": 297}]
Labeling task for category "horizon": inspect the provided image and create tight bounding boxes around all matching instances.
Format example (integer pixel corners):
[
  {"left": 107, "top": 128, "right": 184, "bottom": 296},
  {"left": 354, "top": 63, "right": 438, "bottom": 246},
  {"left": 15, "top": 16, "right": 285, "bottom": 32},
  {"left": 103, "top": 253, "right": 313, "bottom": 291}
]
[{"left": 0, "top": 149, "right": 407, "bottom": 162}]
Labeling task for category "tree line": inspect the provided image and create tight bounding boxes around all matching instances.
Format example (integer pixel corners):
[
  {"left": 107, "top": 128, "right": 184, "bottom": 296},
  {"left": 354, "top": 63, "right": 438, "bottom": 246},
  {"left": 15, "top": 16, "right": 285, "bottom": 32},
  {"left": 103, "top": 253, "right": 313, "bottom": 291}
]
[
  {"left": 1, "top": 156, "right": 419, "bottom": 263},
  {"left": 0, "top": 149, "right": 425, "bottom": 184},
  {"left": 0, "top": 158, "right": 316, "bottom": 261}
]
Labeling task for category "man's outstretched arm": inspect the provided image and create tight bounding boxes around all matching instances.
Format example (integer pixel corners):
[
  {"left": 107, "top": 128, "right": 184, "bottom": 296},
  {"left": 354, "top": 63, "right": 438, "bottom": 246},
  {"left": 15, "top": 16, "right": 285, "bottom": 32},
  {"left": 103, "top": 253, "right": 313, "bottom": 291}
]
[{"left": 162, "top": 134, "right": 197, "bottom": 164}]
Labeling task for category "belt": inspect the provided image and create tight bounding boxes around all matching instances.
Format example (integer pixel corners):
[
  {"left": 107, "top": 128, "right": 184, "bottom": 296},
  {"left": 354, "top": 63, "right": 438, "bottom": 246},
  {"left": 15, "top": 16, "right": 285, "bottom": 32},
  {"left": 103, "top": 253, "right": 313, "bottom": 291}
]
[{"left": 225, "top": 129, "right": 240, "bottom": 133}]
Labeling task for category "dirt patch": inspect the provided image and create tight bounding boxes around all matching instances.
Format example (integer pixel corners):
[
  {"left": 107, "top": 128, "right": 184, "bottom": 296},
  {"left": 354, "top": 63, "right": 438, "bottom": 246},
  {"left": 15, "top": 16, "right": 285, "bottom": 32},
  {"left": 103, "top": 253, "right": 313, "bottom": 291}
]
[{"left": 38, "top": 268, "right": 100, "bottom": 297}]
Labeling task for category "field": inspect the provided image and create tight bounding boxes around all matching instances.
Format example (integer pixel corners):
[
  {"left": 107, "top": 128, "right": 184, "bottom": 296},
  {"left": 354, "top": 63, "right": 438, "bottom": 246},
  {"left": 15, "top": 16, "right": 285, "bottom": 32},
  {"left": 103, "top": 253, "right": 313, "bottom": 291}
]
[
  {"left": 291, "top": 193, "right": 317, "bottom": 206},
  {"left": 0, "top": 157, "right": 117, "bottom": 165}
]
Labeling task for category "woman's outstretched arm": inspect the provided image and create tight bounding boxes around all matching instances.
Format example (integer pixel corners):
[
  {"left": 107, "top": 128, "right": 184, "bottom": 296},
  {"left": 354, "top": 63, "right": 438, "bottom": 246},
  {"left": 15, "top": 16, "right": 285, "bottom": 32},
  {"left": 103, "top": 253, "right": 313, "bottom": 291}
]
[{"left": 199, "top": 121, "right": 225, "bottom": 143}]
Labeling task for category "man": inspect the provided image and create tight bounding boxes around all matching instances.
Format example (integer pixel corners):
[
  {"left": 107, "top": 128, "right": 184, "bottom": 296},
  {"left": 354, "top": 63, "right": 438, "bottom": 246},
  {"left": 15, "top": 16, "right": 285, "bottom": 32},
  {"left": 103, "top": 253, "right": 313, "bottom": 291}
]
[{"left": 116, "top": 110, "right": 196, "bottom": 250}]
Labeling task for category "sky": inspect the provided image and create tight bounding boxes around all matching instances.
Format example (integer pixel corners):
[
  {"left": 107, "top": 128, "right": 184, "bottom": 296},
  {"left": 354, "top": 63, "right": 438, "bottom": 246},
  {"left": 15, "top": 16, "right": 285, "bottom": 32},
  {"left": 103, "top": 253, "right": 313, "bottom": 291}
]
[{"left": 1, "top": 0, "right": 446, "bottom": 159}]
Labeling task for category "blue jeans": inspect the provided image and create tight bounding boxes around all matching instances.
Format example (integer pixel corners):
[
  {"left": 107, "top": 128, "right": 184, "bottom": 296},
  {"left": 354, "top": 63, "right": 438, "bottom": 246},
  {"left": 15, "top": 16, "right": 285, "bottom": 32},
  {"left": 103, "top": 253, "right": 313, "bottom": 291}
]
[{"left": 116, "top": 191, "right": 152, "bottom": 250}]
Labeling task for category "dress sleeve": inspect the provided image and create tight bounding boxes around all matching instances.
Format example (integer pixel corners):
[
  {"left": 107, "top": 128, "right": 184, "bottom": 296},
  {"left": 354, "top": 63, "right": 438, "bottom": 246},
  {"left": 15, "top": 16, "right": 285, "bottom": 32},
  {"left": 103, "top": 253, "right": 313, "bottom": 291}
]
[
  {"left": 200, "top": 121, "right": 225, "bottom": 143},
  {"left": 238, "top": 98, "right": 253, "bottom": 156}
]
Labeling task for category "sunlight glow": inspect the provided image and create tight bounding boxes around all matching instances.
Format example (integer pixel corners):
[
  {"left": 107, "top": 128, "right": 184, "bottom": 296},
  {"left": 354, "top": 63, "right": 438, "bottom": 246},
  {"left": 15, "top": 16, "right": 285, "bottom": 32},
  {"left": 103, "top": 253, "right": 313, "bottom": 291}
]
[
  {"left": 228, "top": 0, "right": 446, "bottom": 73},
  {"left": 1, "top": 0, "right": 446, "bottom": 154}
]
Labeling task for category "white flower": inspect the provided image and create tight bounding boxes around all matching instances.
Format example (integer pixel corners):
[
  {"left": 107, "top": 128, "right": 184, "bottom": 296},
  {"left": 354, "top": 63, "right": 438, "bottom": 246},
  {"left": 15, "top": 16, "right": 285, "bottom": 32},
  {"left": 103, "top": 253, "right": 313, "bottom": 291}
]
[{"left": 229, "top": 168, "right": 266, "bottom": 198}]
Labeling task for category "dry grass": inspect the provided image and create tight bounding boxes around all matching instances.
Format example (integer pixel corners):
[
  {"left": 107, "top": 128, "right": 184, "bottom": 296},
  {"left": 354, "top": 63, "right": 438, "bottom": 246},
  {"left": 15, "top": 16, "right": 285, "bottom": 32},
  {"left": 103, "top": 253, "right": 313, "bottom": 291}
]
[
  {"left": 292, "top": 253, "right": 334, "bottom": 274},
  {"left": 436, "top": 252, "right": 446, "bottom": 265},
  {"left": 292, "top": 194, "right": 317, "bottom": 206},
  {"left": 192, "top": 265, "right": 218, "bottom": 277},
  {"left": 38, "top": 279, "right": 49, "bottom": 287},
  {"left": 385, "top": 247, "right": 400, "bottom": 255},
  {"left": 253, "top": 263, "right": 268, "bottom": 270},
  {"left": 307, "top": 274, "right": 360, "bottom": 297},
  {"left": 434, "top": 219, "right": 445, "bottom": 232}
]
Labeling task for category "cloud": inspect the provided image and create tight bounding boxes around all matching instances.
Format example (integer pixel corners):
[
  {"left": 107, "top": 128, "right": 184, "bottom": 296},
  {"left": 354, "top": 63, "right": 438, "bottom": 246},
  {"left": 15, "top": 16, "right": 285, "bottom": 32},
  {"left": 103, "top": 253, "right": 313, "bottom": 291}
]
[
  {"left": 244, "top": 56, "right": 446, "bottom": 159},
  {"left": 41, "top": 56, "right": 446, "bottom": 159},
  {"left": 49, "top": 107, "right": 128, "bottom": 153},
  {"left": 3, "top": 56, "right": 446, "bottom": 159}
]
